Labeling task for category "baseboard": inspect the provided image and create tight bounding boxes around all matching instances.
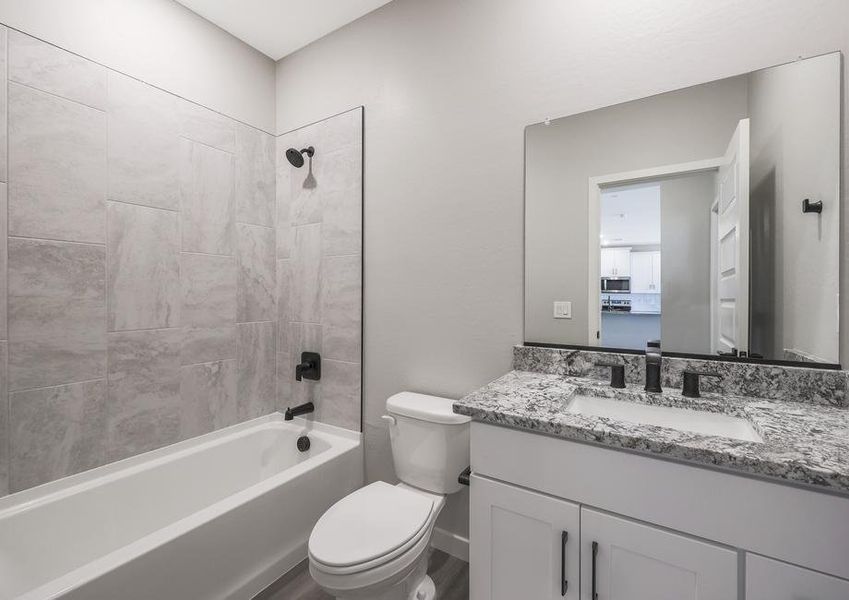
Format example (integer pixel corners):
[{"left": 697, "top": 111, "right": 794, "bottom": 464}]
[{"left": 431, "top": 526, "right": 469, "bottom": 562}]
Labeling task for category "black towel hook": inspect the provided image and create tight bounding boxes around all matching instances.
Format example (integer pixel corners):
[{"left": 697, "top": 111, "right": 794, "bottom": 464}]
[{"left": 802, "top": 198, "right": 823, "bottom": 214}]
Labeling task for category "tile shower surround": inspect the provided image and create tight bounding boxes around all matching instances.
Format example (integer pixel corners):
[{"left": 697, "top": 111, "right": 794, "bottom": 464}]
[{"left": 0, "top": 27, "right": 364, "bottom": 496}]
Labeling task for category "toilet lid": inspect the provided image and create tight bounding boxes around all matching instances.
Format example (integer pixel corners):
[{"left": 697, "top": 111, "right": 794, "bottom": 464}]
[{"left": 309, "top": 482, "right": 435, "bottom": 568}]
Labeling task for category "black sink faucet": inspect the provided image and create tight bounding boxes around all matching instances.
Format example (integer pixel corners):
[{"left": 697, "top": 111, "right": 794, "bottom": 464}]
[
  {"left": 284, "top": 402, "right": 315, "bottom": 421},
  {"left": 295, "top": 351, "right": 321, "bottom": 382},
  {"left": 645, "top": 340, "right": 662, "bottom": 393}
]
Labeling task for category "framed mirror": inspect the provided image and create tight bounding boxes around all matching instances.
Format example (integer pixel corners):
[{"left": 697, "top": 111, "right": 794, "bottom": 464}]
[{"left": 524, "top": 52, "right": 841, "bottom": 367}]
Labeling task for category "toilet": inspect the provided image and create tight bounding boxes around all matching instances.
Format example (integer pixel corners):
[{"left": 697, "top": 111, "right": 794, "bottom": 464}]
[{"left": 308, "top": 392, "right": 471, "bottom": 600}]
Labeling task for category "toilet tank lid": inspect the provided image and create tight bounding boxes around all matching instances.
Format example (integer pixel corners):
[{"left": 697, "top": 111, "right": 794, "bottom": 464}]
[{"left": 386, "top": 392, "right": 471, "bottom": 425}]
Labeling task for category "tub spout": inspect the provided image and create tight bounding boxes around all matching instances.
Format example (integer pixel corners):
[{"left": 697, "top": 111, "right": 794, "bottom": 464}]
[{"left": 284, "top": 402, "right": 315, "bottom": 421}]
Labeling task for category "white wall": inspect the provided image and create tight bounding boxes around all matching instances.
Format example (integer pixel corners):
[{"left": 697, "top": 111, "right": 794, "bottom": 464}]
[
  {"left": 748, "top": 53, "right": 841, "bottom": 363},
  {"left": 0, "top": 0, "right": 276, "bottom": 132},
  {"left": 274, "top": 0, "right": 849, "bottom": 543}
]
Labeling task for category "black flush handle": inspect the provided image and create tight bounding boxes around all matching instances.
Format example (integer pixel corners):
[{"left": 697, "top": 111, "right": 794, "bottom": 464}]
[
  {"left": 802, "top": 198, "right": 823, "bottom": 214},
  {"left": 458, "top": 466, "right": 471, "bottom": 486}
]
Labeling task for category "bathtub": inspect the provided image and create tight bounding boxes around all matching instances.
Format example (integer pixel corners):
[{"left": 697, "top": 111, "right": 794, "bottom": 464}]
[{"left": 0, "top": 414, "right": 362, "bottom": 600}]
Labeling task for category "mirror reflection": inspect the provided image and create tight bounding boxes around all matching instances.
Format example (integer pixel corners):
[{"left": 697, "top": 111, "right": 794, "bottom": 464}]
[{"left": 525, "top": 52, "right": 841, "bottom": 365}]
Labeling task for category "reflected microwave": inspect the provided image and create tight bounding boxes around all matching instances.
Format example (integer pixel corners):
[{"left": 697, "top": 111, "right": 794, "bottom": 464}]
[{"left": 601, "top": 277, "right": 631, "bottom": 294}]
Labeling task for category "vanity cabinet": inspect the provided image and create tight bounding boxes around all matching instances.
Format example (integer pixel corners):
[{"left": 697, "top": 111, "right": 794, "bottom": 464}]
[
  {"left": 600, "top": 247, "right": 631, "bottom": 277},
  {"left": 630, "top": 251, "right": 661, "bottom": 293},
  {"left": 746, "top": 554, "right": 849, "bottom": 600},
  {"left": 470, "top": 475, "right": 579, "bottom": 600},
  {"left": 581, "top": 509, "right": 737, "bottom": 600}
]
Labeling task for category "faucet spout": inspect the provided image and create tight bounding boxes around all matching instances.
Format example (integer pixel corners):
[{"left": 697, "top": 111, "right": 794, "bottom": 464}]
[
  {"left": 284, "top": 402, "right": 315, "bottom": 421},
  {"left": 645, "top": 339, "right": 662, "bottom": 393}
]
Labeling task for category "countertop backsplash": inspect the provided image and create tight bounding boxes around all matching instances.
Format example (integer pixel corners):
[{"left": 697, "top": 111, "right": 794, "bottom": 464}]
[{"left": 514, "top": 345, "right": 849, "bottom": 407}]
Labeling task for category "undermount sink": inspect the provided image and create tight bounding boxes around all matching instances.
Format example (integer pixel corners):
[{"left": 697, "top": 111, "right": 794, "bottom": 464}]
[{"left": 565, "top": 394, "right": 763, "bottom": 443}]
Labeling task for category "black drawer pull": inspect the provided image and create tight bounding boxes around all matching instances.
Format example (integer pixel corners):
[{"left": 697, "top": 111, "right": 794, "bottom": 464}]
[
  {"left": 591, "top": 541, "right": 599, "bottom": 599},
  {"left": 560, "top": 530, "right": 568, "bottom": 595}
]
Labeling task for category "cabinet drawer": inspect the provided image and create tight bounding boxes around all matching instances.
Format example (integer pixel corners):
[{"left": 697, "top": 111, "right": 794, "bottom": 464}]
[
  {"left": 747, "top": 554, "right": 849, "bottom": 600},
  {"left": 471, "top": 475, "right": 580, "bottom": 600},
  {"left": 581, "top": 508, "right": 737, "bottom": 600}
]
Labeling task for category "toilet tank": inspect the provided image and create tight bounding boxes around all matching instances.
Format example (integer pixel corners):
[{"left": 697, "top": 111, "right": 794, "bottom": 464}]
[{"left": 385, "top": 392, "right": 471, "bottom": 495}]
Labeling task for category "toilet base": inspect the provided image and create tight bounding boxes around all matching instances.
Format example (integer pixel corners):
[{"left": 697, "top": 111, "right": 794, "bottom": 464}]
[
  {"left": 414, "top": 575, "right": 436, "bottom": 600},
  {"left": 325, "top": 549, "right": 436, "bottom": 600}
]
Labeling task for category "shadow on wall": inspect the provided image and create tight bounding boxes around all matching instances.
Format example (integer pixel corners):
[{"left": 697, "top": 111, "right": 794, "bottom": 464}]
[{"left": 750, "top": 164, "right": 777, "bottom": 359}]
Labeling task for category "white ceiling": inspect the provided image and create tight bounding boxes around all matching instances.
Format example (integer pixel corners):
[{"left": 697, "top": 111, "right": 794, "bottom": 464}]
[
  {"left": 175, "top": 0, "right": 395, "bottom": 60},
  {"left": 600, "top": 183, "right": 661, "bottom": 247}
]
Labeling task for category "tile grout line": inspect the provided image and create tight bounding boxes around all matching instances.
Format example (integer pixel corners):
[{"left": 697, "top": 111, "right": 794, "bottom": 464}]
[{"left": 7, "top": 79, "right": 105, "bottom": 113}]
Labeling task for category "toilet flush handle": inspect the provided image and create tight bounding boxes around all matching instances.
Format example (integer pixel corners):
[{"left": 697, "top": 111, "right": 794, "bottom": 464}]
[{"left": 381, "top": 415, "right": 396, "bottom": 426}]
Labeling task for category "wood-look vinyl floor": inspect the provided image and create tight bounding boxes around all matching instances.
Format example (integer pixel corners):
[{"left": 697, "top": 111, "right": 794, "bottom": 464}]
[{"left": 255, "top": 549, "right": 469, "bottom": 600}]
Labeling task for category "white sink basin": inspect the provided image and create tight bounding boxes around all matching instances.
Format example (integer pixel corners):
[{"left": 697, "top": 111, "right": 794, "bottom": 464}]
[{"left": 565, "top": 394, "right": 763, "bottom": 443}]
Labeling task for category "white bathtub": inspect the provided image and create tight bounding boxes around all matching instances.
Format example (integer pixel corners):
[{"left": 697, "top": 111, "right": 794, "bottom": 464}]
[{"left": 0, "top": 414, "right": 362, "bottom": 600}]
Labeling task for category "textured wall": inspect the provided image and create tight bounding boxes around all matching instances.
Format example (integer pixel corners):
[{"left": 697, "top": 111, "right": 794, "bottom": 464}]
[
  {"left": 0, "top": 29, "right": 277, "bottom": 495},
  {"left": 276, "top": 108, "right": 363, "bottom": 431}
]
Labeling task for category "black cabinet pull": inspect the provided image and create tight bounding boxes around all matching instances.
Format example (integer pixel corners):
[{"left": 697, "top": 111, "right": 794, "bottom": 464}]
[
  {"left": 560, "top": 530, "right": 568, "bottom": 596},
  {"left": 591, "top": 541, "right": 599, "bottom": 599}
]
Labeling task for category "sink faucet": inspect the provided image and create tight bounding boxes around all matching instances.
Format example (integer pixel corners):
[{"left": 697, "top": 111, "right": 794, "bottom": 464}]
[{"left": 645, "top": 340, "right": 662, "bottom": 393}]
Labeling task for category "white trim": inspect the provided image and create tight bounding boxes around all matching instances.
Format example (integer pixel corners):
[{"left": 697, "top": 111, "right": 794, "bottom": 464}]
[
  {"left": 587, "top": 158, "right": 723, "bottom": 345},
  {"left": 431, "top": 526, "right": 469, "bottom": 562}
]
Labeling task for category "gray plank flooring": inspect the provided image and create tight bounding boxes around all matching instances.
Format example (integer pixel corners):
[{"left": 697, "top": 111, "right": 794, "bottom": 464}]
[{"left": 255, "top": 549, "right": 469, "bottom": 599}]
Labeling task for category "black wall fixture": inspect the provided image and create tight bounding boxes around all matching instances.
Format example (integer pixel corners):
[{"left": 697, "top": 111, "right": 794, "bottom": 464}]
[{"left": 802, "top": 198, "right": 823, "bottom": 214}]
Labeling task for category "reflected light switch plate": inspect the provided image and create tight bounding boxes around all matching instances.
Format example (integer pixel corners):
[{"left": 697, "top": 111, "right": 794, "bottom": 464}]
[{"left": 553, "top": 301, "right": 572, "bottom": 319}]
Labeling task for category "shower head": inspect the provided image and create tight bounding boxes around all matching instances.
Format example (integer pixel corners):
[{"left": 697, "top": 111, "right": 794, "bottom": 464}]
[{"left": 286, "top": 146, "right": 314, "bottom": 168}]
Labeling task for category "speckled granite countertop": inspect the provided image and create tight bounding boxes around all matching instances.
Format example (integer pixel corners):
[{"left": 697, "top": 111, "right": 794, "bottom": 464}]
[{"left": 454, "top": 370, "right": 849, "bottom": 494}]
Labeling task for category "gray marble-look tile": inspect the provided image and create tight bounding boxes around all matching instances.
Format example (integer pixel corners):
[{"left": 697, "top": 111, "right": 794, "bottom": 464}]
[
  {"left": 180, "top": 359, "right": 237, "bottom": 439},
  {"left": 275, "top": 136, "right": 293, "bottom": 259},
  {"left": 0, "top": 184, "right": 6, "bottom": 340},
  {"left": 107, "top": 202, "right": 180, "bottom": 331},
  {"left": 322, "top": 187, "right": 362, "bottom": 257},
  {"left": 321, "top": 255, "right": 361, "bottom": 363},
  {"left": 313, "top": 107, "right": 363, "bottom": 155},
  {"left": 286, "top": 322, "right": 322, "bottom": 409},
  {"left": 0, "top": 342, "right": 7, "bottom": 496},
  {"left": 180, "top": 138, "right": 235, "bottom": 255},
  {"left": 276, "top": 259, "right": 292, "bottom": 351},
  {"left": 178, "top": 99, "right": 235, "bottom": 153},
  {"left": 237, "top": 321, "right": 276, "bottom": 420},
  {"left": 8, "top": 238, "right": 106, "bottom": 391},
  {"left": 8, "top": 82, "right": 106, "bottom": 243},
  {"left": 181, "top": 253, "right": 236, "bottom": 365},
  {"left": 292, "top": 224, "right": 322, "bottom": 324},
  {"left": 236, "top": 223, "right": 276, "bottom": 322},
  {"left": 318, "top": 359, "right": 361, "bottom": 431},
  {"left": 107, "top": 71, "right": 179, "bottom": 210},
  {"left": 277, "top": 353, "right": 292, "bottom": 413},
  {"left": 107, "top": 328, "right": 181, "bottom": 461},
  {"left": 8, "top": 30, "right": 107, "bottom": 109},
  {"left": 235, "top": 123, "right": 275, "bottom": 227},
  {"left": 9, "top": 380, "right": 106, "bottom": 492},
  {"left": 0, "top": 27, "right": 7, "bottom": 183}
]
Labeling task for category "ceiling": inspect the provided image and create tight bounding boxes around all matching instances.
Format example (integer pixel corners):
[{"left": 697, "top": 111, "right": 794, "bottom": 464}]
[
  {"left": 600, "top": 183, "right": 661, "bottom": 247},
  {"left": 175, "top": 0, "right": 395, "bottom": 60}
]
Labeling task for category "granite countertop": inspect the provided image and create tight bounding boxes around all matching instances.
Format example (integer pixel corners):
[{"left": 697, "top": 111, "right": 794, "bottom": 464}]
[{"left": 454, "top": 370, "right": 849, "bottom": 494}]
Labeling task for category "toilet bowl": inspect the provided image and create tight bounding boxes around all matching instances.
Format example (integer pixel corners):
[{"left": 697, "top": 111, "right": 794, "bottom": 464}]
[{"left": 308, "top": 392, "right": 470, "bottom": 600}]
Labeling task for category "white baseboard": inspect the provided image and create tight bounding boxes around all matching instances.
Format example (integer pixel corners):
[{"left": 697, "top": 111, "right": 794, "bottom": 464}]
[{"left": 431, "top": 526, "right": 469, "bottom": 562}]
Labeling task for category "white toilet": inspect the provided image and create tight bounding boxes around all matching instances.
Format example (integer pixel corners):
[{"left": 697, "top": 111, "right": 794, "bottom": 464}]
[{"left": 308, "top": 392, "right": 471, "bottom": 600}]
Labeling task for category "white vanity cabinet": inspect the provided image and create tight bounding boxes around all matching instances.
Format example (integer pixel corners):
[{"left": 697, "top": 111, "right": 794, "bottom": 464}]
[
  {"left": 746, "top": 554, "right": 849, "bottom": 600},
  {"left": 581, "top": 509, "right": 737, "bottom": 600},
  {"left": 470, "top": 475, "right": 579, "bottom": 600},
  {"left": 629, "top": 251, "right": 661, "bottom": 293},
  {"left": 600, "top": 247, "right": 631, "bottom": 277}
]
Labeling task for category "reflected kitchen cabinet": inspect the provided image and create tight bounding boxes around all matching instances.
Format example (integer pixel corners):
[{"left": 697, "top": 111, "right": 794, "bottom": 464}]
[
  {"left": 630, "top": 251, "right": 660, "bottom": 293},
  {"left": 600, "top": 247, "right": 631, "bottom": 278}
]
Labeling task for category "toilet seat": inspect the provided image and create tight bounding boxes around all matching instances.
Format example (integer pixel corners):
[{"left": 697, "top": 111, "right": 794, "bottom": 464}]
[{"left": 309, "top": 482, "right": 437, "bottom": 575}]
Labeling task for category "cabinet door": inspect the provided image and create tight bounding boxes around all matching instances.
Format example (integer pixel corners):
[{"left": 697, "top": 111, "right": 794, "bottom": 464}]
[
  {"left": 630, "top": 252, "right": 653, "bottom": 293},
  {"left": 650, "top": 251, "right": 661, "bottom": 293},
  {"left": 600, "top": 249, "right": 616, "bottom": 277},
  {"left": 747, "top": 554, "right": 849, "bottom": 600},
  {"left": 471, "top": 475, "right": 580, "bottom": 600},
  {"left": 581, "top": 509, "right": 737, "bottom": 600},
  {"left": 613, "top": 248, "right": 631, "bottom": 277}
]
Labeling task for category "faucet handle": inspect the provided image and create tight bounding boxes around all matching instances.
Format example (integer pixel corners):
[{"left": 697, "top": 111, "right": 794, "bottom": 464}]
[
  {"left": 595, "top": 363, "right": 626, "bottom": 388},
  {"left": 681, "top": 371, "right": 722, "bottom": 398}
]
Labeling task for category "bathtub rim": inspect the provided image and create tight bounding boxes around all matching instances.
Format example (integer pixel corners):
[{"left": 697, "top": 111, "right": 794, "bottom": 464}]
[{"left": 2, "top": 414, "right": 362, "bottom": 600}]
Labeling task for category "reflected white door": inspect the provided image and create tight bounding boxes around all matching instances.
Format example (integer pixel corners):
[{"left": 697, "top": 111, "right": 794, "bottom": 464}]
[{"left": 713, "top": 119, "right": 750, "bottom": 355}]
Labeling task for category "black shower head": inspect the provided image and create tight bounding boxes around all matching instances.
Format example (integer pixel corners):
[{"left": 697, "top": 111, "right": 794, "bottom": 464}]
[{"left": 286, "top": 146, "right": 315, "bottom": 168}]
